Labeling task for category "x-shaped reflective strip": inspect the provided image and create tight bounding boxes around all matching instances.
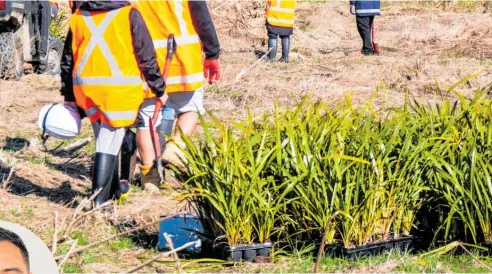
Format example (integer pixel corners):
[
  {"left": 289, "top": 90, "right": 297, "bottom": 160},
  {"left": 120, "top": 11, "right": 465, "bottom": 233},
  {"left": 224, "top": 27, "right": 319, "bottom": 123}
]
[{"left": 73, "top": 9, "right": 142, "bottom": 86}]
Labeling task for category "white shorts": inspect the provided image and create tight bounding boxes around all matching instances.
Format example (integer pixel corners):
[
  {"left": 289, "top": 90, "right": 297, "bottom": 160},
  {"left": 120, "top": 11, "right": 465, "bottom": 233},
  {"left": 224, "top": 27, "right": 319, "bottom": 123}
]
[
  {"left": 166, "top": 88, "right": 205, "bottom": 116},
  {"left": 132, "top": 98, "right": 162, "bottom": 129}
]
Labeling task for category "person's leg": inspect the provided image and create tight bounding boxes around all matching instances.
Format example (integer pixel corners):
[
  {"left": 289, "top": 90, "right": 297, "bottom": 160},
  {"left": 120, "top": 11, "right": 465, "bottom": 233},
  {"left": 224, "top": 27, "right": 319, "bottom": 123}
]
[
  {"left": 279, "top": 35, "right": 291, "bottom": 63},
  {"left": 38, "top": 1, "right": 52, "bottom": 63},
  {"left": 356, "top": 16, "right": 373, "bottom": 55},
  {"left": 92, "top": 122, "right": 126, "bottom": 207},
  {"left": 120, "top": 130, "right": 137, "bottom": 182},
  {"left": 136, "top": 99, "right": 162, "bottom": 166},
  {"left": 134, "top": 99, "right": 163, "bottom": 191},
  {"left": 267, "top": 31, "right": 278, "bottom": 61},
  {"left": 162, "top": 89, "right": 204, "bottom": 167}
]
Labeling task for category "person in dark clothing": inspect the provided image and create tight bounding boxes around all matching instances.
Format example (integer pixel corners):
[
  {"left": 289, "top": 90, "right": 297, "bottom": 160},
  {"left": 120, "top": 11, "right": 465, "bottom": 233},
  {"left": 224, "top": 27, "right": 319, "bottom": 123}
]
[
  {"left": 265, "top": 0, "right": 296, "bottom": 63},
  {"left": 60, "top": 0, "right": 166, "bottom": 207},
  {"left": 38, "top": 0, "right": 59, "bottom": 64},
  {"left": 350, "top": 0, "right": 381, "bottom": 55}
]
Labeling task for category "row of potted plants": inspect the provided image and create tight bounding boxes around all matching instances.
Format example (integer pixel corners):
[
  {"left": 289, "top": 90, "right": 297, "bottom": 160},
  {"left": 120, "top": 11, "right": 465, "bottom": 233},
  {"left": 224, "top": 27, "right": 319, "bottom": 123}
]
[{"left": 175, "top": 85, "right": 492, "bottom": 261}]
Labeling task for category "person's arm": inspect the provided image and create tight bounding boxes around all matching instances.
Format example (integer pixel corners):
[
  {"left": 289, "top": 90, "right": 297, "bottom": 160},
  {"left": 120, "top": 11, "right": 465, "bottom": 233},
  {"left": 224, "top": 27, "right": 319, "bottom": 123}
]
[
  {"left": 188, "top": 0, "right": 220, "bottom": 60},
  {"left": 129, "top": 8, "right": 165, "bottom": 97},
  {"left": 349, "top": 1, "right": 356, "bottom": 15},
  {"left": 60, "top": 29, "right": 75, "bottom": 102}
]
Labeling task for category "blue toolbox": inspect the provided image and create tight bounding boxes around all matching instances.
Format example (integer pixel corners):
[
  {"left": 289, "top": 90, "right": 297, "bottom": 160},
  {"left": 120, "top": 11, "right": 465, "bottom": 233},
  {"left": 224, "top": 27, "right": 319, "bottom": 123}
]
[{"left": 158, "top": 213, "right": 205, "bottom": 253}]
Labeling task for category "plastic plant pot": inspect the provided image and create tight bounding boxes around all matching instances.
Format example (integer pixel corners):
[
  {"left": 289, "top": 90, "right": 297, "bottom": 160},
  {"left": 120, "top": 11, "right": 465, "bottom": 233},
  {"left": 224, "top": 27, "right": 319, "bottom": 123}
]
[
  {"left": 243, "top": 248, "right": 257, "bottom": 262},
  {"left": 326, "top": 237, "right": 414, "bottom": 261}
]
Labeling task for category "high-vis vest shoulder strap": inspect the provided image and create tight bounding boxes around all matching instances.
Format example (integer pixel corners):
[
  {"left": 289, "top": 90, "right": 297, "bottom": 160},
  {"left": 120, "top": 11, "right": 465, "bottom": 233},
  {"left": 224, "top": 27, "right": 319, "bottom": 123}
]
[
  {"left": 71, "top": 7, "right": 145, "bottom": 128},
  {"left": 135, "top": 0, "right": 204, "bottom": 93},
  {"left": 266, "top": 0, "right": 296, "bottom": 28}
]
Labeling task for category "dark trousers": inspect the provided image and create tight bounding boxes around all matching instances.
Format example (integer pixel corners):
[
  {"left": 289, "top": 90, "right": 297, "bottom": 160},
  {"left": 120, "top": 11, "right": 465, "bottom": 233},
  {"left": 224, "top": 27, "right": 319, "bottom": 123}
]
[
  {"left": 38, "top": 1, "right": 56, "bottom": 58},
  {"left": 356, "top": 16, "right": 374, "bottom": 55},
  {"left": 267, "top": 32, "right": 290, "bottom": 61}
]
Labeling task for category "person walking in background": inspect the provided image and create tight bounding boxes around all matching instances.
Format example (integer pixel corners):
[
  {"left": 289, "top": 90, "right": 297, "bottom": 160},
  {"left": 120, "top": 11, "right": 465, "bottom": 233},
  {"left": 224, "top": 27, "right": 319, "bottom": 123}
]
[
  {"left": 350, "top": 0, "right": 381, "bottom": 55},
  {"left": 135, "top": 0, "right": 221, "bottom": 180},
  {"left": 60, "top": 1, "right": 166, "bottom": 207},
  {"left": 265, "top": 0, "right": 296, "bottom": 63}
]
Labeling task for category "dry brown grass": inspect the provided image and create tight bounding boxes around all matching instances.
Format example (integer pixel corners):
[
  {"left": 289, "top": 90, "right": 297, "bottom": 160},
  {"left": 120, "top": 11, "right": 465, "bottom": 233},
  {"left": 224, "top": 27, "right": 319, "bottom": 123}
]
[{"left": 0, "top": 2, "right": 491, "bottom": 272}]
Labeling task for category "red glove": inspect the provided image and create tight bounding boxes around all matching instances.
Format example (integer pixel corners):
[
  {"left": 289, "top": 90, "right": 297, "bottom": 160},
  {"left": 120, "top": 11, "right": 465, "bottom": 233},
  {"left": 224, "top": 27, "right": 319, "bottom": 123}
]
[{"left": 203, "top": 59, "right": 220, "bottom": 84}]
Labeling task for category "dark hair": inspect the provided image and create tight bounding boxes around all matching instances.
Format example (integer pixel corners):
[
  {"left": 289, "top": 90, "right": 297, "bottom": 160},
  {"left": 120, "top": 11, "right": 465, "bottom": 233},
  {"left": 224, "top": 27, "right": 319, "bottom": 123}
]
[{"left": 0, "top": 227, "right": 30, "bottom": 271}]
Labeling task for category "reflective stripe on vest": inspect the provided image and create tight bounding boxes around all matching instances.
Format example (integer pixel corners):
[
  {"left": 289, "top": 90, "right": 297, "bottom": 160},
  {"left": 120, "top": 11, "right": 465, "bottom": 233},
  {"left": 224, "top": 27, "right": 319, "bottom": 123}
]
[
  {"left": 73, "top": 9, "right": 142, "bottom": 87},
  {"left": 153, "top": 35, "right": 200, "bottom": 49},
  {"left": 356, "top": 9, "right": 381, "bottom": 14},
  {"left": 84, "top": 106, "right": 135, "bottom": 122},
  {"left": 86, "top": 106, "right": 98, "bottom": 117},
  {"left": 267, "top": 6, "right": 295, "bottom": 13},
  {"left": 267, "top": 17, "right": 294, "bottom": 25},
  {"left": 166, "top": 72, "right": 203, "bottom": 85}
]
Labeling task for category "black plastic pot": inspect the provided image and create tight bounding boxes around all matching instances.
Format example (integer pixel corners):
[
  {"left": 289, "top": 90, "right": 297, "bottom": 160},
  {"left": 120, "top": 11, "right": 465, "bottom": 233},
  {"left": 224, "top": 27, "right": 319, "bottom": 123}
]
[
  {"left": 326, "top": 237, "right": 414, "bottom": 261},
  {"left": 482, "top": 243, "right": 492, "bottom": 255},
  {"left": 214, "top": 242, "right": 273, "bottom": 262}
]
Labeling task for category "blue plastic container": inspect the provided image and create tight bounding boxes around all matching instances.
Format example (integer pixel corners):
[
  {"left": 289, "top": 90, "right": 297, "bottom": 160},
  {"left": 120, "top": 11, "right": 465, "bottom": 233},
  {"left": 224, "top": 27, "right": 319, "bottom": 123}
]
[
  {"left": 158, "top": 213, "right": 204, "bottom": 253},
  {"left": 157, "top": 106, "right": 175, "bottom": 137}
]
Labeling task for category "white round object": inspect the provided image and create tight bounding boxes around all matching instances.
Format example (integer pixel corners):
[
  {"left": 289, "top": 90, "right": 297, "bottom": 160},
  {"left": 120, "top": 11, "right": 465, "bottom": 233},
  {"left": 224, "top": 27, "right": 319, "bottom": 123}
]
[{"left": 37, "top": 104, "right": 81, "bottom": 140}]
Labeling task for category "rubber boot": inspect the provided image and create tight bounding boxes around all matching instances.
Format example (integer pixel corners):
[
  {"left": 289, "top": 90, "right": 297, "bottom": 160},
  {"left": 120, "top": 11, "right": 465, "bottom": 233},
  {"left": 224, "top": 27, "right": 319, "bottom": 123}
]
[
  {"left": 268, "top": 37, "right": 278, "bottom": 62},
  {"left": 280, "top": 36, "right": 290, "bottom": 63},
  {"left": 92, "top": 153, "right": 118, "bottom": 208},
  {"left": 109, "top": 157, "right": 121, "bottom": 200},
  {"left": 120, "top": 130, "right": 136, "bottom": 182}
]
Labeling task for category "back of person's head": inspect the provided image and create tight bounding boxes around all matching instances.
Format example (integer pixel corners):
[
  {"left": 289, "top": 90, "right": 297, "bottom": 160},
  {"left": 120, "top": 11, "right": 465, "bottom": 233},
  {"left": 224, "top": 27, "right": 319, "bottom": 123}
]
[{"left": 0, "top": 227, "right": 30, "bottom": 272}]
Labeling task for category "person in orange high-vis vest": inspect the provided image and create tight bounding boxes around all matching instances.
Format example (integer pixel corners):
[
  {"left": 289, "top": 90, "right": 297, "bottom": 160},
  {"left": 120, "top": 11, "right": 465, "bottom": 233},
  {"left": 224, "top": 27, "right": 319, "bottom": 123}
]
[
  {"left": 134, "top": 0, "right": 221, "bottom": 178},
  {"left": 60, "top": 1, "right": 167, "bottom": 207},
  {"left": 266, "top": 0, "right": 296, "bottom": 63}
]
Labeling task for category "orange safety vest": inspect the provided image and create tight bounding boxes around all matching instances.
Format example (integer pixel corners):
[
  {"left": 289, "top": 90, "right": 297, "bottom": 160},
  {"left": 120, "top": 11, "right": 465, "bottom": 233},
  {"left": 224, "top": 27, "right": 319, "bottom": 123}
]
[
  {"left": 134, "top": 0, "right": 204, "bottom": 93},
  {"left": 71, "top": 6, "right": 145, "bottom": 128},
  {"left": 266, "top": 0, "right": 296, "bottom": 28}
]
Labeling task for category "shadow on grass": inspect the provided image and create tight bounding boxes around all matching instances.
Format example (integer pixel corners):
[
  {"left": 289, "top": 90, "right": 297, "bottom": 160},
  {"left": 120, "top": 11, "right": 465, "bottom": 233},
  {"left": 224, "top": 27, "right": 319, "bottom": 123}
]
[
  {"left": 0, "top": 164, "right": 83, "bottom": 207},
  {"left": 116, "top": 219, "right": 159, "bottom": 249},
  {"left": 48, "top": 161, "right": 92, "bottom": 181},
  {"left": 254, "top": 49, "right": 268, "bottom": 59},
  {"left": 1, "top": 137, "right": 30, "bottom": 152}
]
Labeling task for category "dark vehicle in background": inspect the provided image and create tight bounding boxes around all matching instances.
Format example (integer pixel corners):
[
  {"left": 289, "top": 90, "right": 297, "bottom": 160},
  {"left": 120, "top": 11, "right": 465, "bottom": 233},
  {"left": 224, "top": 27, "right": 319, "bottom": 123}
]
[{"left": 0, "top": 0, "right": 62, "bottom": 80}]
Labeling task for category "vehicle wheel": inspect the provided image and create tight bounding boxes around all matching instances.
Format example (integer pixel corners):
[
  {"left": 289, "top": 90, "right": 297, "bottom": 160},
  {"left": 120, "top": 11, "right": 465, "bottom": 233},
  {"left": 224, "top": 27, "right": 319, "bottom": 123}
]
[
  {"left": 0, "top": 31, "right": 24, "bottom": 80},
  {"left": 36, "top": 36, "right": 62, "bottom": 75}
]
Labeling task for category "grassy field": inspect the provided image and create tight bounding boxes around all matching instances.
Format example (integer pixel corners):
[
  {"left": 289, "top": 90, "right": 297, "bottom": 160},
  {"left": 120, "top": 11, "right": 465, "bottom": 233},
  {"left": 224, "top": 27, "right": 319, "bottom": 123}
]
[{"left": 0, "top": 1, "right": 491, "bottom": 273}]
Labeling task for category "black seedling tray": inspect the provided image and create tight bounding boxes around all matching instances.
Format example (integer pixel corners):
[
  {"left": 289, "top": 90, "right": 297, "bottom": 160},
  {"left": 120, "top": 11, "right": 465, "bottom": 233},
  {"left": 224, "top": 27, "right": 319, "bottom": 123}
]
[
  {"left": 482, "top": 243, "right": 492, "bottom": 255},
  {"left": 212, "top": 242, "right": 273, "bottom": 262},
  {"left": 325, "top": 237, "right": 413, "bottom": 261}
]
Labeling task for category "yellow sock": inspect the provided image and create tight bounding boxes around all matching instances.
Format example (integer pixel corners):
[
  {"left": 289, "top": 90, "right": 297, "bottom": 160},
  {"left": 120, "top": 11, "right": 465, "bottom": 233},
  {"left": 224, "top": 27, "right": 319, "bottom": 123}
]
[{"left": 138, "top": 164, "right": 153, "bottom": 176}]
